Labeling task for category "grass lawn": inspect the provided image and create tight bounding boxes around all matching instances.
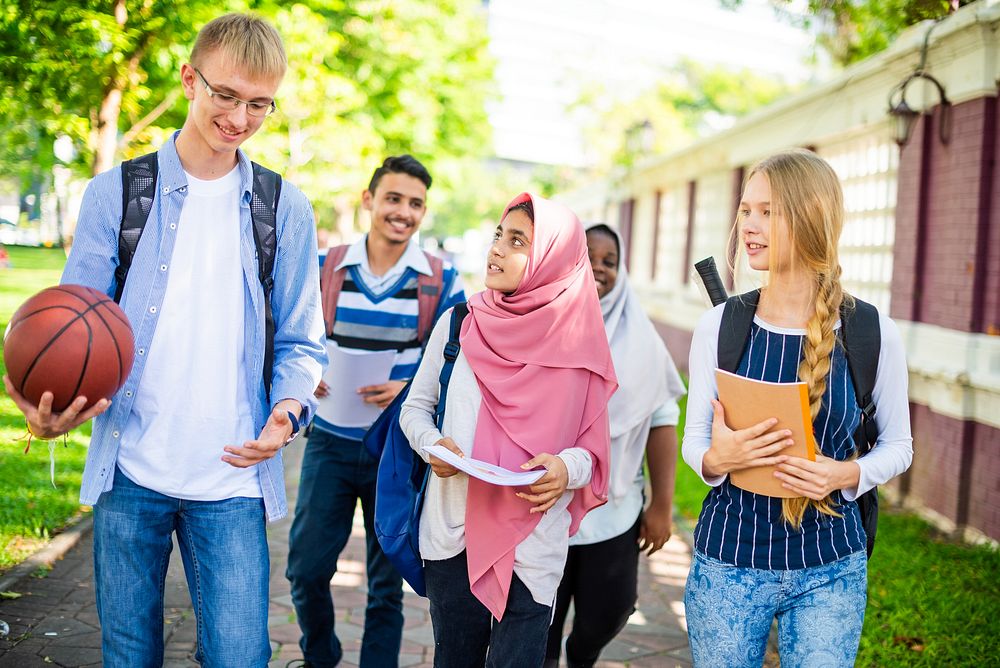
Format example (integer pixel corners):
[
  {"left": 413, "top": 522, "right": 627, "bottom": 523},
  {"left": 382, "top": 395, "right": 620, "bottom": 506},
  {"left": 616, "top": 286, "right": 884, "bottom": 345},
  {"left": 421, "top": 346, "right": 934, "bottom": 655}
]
[
  {"left": 672, "top": 380, "right": 1000, "bottom": 665},
  {"left": 0, "top": 245, "right": 90, "bottom": 574}
]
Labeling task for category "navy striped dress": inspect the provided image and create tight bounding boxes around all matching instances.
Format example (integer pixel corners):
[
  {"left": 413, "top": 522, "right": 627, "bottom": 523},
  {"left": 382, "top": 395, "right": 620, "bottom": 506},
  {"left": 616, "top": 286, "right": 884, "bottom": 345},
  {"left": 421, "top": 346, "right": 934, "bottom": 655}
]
[{"left": 694, "top": 320, "right": 867, "bottom": 569}]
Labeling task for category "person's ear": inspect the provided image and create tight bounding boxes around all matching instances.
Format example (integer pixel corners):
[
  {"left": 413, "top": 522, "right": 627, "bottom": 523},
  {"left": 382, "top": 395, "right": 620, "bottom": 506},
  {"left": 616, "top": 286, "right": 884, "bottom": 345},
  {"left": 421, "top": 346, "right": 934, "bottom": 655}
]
[
  {"left": 180, "top": 64, "right": 197, "bottom": 101},
  {"left": 361, "top": 189, "right": 374, "bottom": 211}
]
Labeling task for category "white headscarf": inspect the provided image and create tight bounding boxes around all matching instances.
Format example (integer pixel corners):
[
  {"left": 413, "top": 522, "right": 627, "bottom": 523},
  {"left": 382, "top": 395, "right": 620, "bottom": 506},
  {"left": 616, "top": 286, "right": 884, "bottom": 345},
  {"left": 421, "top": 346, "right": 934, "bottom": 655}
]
[{"left": 587, "top": 223, "right": 686, "bottom": 502}]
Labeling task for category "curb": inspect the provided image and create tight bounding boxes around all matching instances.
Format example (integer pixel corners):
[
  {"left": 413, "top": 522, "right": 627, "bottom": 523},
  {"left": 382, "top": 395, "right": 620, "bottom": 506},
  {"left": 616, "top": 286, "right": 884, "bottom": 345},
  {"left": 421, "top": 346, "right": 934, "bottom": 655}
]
[{"left": 0, "top": 514, "right": 93, "bottom": 593}]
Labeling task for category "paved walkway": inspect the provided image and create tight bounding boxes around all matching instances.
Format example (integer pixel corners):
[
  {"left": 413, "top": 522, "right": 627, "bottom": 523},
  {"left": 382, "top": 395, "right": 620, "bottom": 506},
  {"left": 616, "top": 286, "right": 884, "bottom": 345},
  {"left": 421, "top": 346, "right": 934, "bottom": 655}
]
[{"left": 0, "top": 439, "right": 694, "bottom": 667}]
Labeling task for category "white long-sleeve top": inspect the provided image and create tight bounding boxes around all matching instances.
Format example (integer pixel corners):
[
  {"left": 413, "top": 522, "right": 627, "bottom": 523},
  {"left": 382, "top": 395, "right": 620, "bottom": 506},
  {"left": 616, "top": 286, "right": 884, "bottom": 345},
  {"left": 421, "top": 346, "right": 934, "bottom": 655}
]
[
  {"left": 400, "top": 308, "right": 594, "bottom": 607},
  {"left": 683, "top": 304, "right": 913, "bottom": 501}
]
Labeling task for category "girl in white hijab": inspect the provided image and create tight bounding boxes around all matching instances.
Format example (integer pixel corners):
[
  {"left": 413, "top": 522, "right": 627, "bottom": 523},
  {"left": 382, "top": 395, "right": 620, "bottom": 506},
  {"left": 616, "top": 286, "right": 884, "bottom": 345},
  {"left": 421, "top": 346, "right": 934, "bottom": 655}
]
[{"left": 545, "top": 223, "right": 686, "bottom": 668}]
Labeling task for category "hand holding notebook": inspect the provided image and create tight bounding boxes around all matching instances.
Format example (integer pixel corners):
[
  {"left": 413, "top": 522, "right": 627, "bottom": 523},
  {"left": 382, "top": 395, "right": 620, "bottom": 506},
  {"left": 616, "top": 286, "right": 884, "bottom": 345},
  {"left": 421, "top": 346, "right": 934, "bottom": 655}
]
[{"left": 714, "top": 369, "right": 817, "bottom": 498}]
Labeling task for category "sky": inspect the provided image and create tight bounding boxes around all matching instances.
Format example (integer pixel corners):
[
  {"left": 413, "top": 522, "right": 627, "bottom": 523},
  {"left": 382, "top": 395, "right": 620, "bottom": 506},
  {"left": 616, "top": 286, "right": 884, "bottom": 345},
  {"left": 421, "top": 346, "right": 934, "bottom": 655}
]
[{"left": 485, "top": 0, "right": 822, "bottom": 166}]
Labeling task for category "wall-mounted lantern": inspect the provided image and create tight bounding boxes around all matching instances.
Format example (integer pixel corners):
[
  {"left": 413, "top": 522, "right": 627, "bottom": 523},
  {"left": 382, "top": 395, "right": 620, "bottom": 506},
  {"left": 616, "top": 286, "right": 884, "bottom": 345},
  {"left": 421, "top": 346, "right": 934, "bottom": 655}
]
[
  {"left": 887, "top": 70, "right": 950, "bottom": 147},
  {"left": 887, "top": 18, "right": 953, "bottom": 148}
]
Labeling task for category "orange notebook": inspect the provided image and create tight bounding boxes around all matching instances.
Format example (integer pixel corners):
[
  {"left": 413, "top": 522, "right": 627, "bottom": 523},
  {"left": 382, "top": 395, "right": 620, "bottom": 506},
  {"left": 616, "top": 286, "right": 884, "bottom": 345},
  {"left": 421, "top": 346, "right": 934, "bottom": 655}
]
[{"left": 714, "top": 369, "right": 817, "bottom": 498}]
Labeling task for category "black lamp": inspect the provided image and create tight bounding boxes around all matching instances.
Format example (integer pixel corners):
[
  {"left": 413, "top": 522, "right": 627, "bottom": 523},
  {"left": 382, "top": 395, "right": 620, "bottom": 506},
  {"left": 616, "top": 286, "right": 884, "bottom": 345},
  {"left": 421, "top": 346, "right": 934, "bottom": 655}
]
[
  {"left": 887, "top": 18, "right": 953, "bottom": 148},
  {"left": 888, "top": 94, "right": 920, "bottom": 147}
]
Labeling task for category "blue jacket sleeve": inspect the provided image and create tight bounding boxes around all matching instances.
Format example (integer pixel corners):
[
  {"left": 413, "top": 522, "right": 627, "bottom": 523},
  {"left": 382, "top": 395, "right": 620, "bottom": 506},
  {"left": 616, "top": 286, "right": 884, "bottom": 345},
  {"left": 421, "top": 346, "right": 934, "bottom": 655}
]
[{"left": 267, "top": 181, "right": 328, "bottom": 425}]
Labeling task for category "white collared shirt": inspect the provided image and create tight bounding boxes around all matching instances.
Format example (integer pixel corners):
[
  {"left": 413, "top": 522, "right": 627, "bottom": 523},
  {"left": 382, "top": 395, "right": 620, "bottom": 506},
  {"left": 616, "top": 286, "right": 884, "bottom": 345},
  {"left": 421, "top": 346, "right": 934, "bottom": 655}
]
[{"left": 337, "top": 236, "right": 432, "bottom": 294}]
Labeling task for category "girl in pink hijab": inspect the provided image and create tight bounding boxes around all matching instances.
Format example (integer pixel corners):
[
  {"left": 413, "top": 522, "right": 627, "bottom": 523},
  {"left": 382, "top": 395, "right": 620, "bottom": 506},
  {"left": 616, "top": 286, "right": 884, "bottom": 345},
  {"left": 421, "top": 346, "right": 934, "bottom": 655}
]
[{"left": 400, "top": 193, "right": 617, "bottom": 667}]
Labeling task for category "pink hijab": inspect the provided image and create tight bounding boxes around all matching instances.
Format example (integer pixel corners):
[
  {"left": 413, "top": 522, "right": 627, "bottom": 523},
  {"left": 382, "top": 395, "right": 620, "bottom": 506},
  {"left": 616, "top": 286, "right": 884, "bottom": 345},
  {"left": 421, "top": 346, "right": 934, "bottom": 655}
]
[{"left": 459, "top": 192, "right": 618, "bottom": 620}]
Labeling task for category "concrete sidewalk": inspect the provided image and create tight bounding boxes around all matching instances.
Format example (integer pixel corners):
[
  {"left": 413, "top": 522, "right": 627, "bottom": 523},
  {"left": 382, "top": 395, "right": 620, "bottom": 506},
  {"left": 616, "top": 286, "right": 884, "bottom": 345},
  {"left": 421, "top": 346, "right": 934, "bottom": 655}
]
[{"left": 0, "top": 439, "right": 694, "bottom": 667}]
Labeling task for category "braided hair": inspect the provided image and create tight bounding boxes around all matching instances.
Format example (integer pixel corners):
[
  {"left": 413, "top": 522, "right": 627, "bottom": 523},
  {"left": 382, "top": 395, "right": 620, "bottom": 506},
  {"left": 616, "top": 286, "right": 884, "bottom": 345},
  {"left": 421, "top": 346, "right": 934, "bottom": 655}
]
[{"left": 742, "top": 149, "right": 852, "bottom": 529}]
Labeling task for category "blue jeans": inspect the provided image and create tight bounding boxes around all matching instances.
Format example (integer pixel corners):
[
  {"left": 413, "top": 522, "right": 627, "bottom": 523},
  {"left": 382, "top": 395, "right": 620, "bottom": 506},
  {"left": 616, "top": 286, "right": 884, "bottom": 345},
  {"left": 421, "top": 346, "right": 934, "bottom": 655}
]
[
  {"left": 684, "top": 550, "right": 867, "bottom": 668},
  {"left": 286, "top": 430, "right": 404, "bottom": 668},
  {"left": 425, "top": 551, "right": 552, "bottom": 668},
  {"left": 93, "top": 467, "right": 270, "bottom": 668}
]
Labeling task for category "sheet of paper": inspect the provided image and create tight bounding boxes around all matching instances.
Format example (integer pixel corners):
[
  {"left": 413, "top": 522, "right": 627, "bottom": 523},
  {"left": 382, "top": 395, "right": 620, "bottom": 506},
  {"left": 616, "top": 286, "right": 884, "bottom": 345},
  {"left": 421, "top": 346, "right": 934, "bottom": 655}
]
[
  {"left": 315, "top": 342, "right": 397, "bottom": 428},
  {"left": 420, "top": 445, "right": 546, "bottom": 487}
]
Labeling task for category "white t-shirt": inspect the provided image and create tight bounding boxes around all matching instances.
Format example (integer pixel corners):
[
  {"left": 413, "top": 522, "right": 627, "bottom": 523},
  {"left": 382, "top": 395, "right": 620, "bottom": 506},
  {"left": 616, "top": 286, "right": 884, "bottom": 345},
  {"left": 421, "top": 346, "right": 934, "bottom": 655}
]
[
  {"left": 118, "top": 166, "right": 262, "bottom": 500},
  {"left": 570, "top": 400, "right": 679, "bottom": 545}
]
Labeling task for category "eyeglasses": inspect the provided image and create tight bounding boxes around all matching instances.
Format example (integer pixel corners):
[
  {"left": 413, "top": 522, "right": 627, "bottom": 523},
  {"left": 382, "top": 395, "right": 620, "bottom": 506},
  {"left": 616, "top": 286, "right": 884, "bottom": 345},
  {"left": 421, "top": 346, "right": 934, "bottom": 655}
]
[{"left": 193, "top": 68, "right": 277, "bottom": 118}]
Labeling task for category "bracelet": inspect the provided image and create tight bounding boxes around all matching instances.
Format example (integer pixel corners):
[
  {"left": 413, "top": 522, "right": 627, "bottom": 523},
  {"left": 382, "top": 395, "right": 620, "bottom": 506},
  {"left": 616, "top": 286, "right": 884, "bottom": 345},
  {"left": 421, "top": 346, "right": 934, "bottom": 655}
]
[
  {"left": 23, "top": 419, "right": 62, "bottom": 454},
  {"left": 282, "top": 410, "right": 301, "bottom": 446},
  {"left": 25, "top": 419, "right": 56, "bottom": 441}
]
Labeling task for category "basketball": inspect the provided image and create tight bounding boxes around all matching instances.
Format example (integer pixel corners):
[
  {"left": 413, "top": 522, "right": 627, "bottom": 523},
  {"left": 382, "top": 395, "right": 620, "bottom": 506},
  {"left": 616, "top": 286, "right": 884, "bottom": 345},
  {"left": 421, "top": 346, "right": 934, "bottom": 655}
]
[{"left": 3, "top": 284, "right": 135, "bottom": 412}]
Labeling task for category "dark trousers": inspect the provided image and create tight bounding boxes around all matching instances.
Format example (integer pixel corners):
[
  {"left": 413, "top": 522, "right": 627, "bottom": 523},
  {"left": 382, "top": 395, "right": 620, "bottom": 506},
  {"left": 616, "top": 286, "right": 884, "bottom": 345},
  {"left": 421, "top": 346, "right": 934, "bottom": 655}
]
[
  {"left": 285, "top": 430, "right": 404, "bottom": 668},
  {"left": 545, "top": 515, "right": 641, "bottom": 668},
  {"left": 425, "top": 551, "right": 552, "bottom": 668}
]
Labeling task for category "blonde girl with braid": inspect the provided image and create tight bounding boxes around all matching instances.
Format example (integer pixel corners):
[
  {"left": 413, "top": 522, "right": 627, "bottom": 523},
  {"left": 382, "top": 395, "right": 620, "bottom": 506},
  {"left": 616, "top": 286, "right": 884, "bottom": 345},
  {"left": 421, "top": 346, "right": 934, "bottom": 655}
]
[{"left": 681, "top": 149, "right": 913, "bottom": 667}]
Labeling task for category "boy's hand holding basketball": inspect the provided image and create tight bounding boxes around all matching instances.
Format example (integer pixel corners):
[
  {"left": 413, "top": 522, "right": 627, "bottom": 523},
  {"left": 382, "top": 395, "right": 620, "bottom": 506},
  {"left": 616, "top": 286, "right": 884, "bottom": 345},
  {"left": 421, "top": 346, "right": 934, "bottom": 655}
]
[
  {"left": 516, "top": 453, "right": 569, "bottom": 513},
  {"left": 3, "top": 376, "right": 111, "bottom": 439},
  {"left": 223, "top": 401, "right": 301, "bottom": 468}
]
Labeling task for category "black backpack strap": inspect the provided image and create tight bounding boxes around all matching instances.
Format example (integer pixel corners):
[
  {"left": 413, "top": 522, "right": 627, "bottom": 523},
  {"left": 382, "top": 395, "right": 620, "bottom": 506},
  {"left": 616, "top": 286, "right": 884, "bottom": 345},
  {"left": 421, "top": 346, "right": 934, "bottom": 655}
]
[
  {"left": 115, "top": 155, "right": 284, "bottom": 401},
  {"left": 435, "top": 302, "right": 469, "bottom": 429},
  {"left": 840, "top": 297, "right": 882, "bottom": 559},
  {"left": 115, "top": 152, "right": 159, "bottom": 303},
  {"left": 840, "top": 298, "right": 881, "bottom": 455},
  {"left": 717, "top": 289, "right": 761, "bottom": 373},
  {"left": 249, "top": 161, "right": 282, "bottom": 401}
]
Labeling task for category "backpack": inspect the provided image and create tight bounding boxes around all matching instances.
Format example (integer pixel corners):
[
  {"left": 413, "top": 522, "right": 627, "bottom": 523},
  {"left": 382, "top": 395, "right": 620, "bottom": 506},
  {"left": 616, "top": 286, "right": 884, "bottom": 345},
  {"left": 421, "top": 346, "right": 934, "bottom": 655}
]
[
  {"left": 115, "top": 152, "right": 282, "bottom": 399},
  {"left": 362, "top": 302, "right": 468, "bottom": 596},
  {"left": 718, "top": 289, "right": 881, "bottom": 557},
  {"left": 320, "top": 243, "right": 448, "bottom": 343}
]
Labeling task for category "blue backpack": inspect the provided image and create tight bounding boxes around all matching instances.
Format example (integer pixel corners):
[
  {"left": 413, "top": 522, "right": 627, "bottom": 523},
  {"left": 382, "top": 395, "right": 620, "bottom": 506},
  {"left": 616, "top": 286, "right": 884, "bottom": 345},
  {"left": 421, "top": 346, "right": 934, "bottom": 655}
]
[{"left": 362, "top": 303, "right": 468, "bottom": 596}]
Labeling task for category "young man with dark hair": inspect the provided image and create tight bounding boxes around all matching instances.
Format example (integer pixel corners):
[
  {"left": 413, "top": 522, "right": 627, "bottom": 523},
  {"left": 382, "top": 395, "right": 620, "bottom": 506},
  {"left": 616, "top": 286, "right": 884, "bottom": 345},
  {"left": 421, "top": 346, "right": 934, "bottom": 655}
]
[
  {"left": 367, "top": 153, "right": 433, "bottom": 193},
  {"left": 286, "top": 155, "right": 464, "bottom": 668},
  {"left": 5, "top": 14, "right": 326, "bottom": 667}
]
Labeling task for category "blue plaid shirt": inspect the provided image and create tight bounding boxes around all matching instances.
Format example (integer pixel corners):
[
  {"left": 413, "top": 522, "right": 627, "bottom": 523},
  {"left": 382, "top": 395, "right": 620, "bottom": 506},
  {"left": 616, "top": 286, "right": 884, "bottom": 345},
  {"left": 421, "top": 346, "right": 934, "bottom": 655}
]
[{"left": 62, "top": 133, "right": 327, "bottom": 521}]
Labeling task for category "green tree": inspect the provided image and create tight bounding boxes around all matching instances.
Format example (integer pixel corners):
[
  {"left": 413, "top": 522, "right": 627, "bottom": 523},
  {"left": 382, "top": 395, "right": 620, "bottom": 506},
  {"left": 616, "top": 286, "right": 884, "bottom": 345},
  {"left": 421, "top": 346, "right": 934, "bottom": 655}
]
[
  {"left": 721, "top": 0, "right": 973, "bottom": 66},
  {"left": 578, "top": 59, "right": 795, "bottom": 172},
  {"left": 255, "top": 0, "right": 495, "bottom": 228},
  {"left": 0, "top": 0, "right": 495, "bottom": 236},
  {"left": 0, "top": 0, "right": 233, "bottom": 178}
]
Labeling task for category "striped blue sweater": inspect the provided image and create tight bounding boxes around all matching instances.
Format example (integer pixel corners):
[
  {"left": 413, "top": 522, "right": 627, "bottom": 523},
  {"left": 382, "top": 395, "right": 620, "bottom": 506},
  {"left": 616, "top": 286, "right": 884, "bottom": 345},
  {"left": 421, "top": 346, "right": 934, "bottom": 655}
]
[
  {"left": 312, "top": 252, "right": 464, "bottom": 441},
  {"left": 693, "top": 321, "right": 867, "bottom": 569}
]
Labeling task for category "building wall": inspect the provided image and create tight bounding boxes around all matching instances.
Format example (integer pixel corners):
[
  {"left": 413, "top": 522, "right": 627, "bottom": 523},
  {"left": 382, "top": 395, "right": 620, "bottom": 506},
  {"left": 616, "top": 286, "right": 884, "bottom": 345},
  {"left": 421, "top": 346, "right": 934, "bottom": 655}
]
[
  {"left": 968, "top": 419, "right": 1000, "bottom": 537},
  {"left": 986, "top": 105, "right": 1000, "bottom": 336},
  {"left": 894, "top": 97, "right": 997, "bottom": 332},
  {"left": 905, "top": 403, "right": 967, "bottom": 526}
]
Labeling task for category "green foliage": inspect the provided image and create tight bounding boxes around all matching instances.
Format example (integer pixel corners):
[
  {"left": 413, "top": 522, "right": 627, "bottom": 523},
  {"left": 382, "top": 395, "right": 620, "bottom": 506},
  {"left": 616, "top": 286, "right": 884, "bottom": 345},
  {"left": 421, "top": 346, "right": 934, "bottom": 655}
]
[
  {"left": 0, "top": 0, "right": 496, "bottom": 236},
  {"left": 0, "top": 0, "right": 224, "bottom": 177},
  {"left": 578, "top": 59, "right": 795, "bottom": 171},
  {"left": 253, "top": 0, "right": 496, "bottom": 221},
  {"left": 0, "top": 246, "right": 90, "bottom": 574},
  {"left": 722, "top": 0, "right": 975, "bottom": 66}
]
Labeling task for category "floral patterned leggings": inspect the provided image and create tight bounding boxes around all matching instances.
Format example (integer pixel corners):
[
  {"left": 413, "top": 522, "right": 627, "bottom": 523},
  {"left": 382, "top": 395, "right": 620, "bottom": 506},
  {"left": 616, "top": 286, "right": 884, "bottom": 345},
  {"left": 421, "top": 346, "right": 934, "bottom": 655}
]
[{"left": 684, "top": 550, "right": 867, "bottom": 667}]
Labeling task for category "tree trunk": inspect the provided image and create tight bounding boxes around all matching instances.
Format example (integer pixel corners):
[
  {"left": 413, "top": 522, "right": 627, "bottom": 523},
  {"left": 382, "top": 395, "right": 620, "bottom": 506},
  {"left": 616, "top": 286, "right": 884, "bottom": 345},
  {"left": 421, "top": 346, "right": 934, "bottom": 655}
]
[
  {"left": 93, "top": 87, "right": 123, "bottom": 176},
  {"left": 90, "top": 0, "right": 130, "bottom": 176}
]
